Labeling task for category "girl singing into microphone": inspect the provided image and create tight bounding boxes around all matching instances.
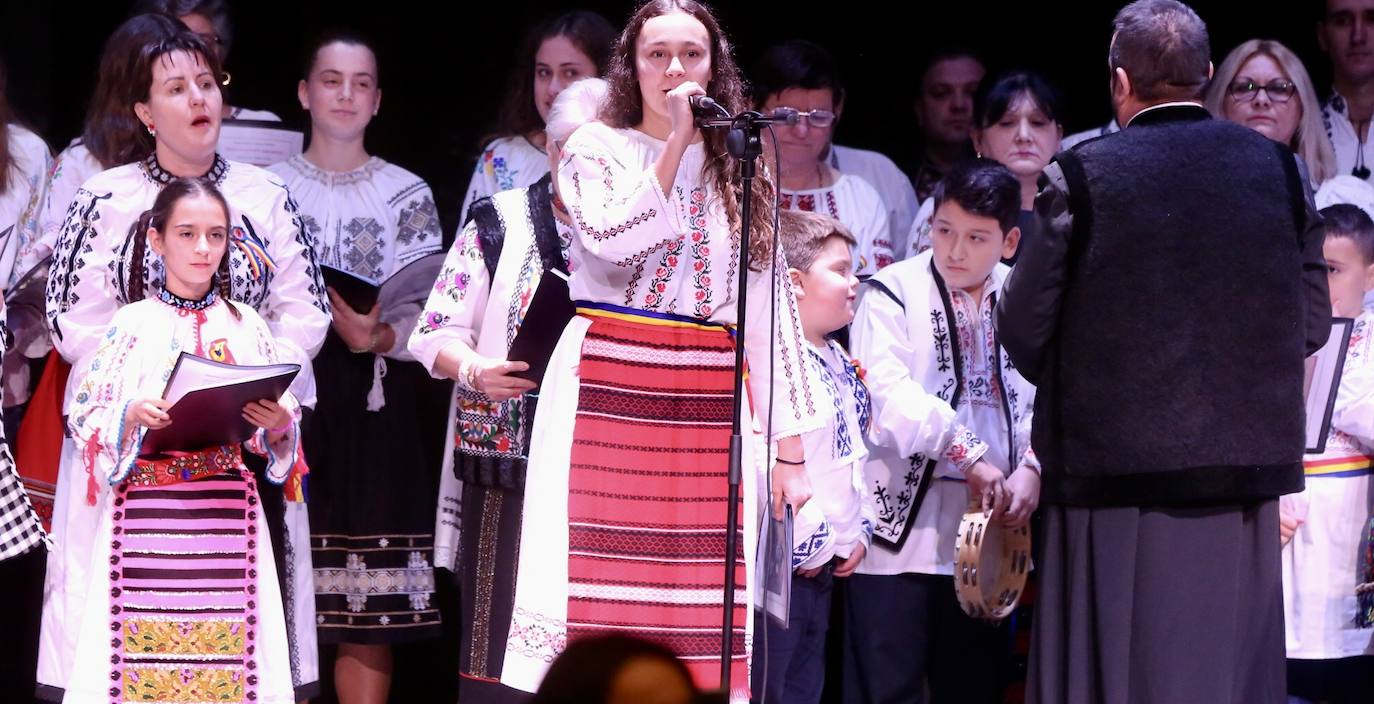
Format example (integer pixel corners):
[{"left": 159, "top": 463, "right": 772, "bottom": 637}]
[{"left": 501, "top": 1, "right": 822, "bottom": 700}]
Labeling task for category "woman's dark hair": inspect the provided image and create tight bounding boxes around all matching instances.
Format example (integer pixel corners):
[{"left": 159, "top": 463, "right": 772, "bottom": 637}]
[
  {"left": 135, "top": 0, "right": 233, "bottom": 59},
  {"left": 974, "top": 70, "right": 1063, "bottom": 129},
  {"left": 602, "top": 0, "right": 777, "bottom": 267},
  {"left": 930, "top": 158, "right": 1022, "bottom": 234},
  {"left": 489, "top": 10, "right": 616, "bottom": 142},
  {"left": 127, "top": 176, "right": 239, "bottom": 318},
  {"left": 528, "top": 634, "right": 696, "bottom": 704},
  {"left": 300, "top": 27, "right": 380, "bottom": 83},
  {"left": 750, "top": 39, "right": 845, "bottom": 109},
  {"left": 83, "top": 14, "right": 222, "bottom": 169}
]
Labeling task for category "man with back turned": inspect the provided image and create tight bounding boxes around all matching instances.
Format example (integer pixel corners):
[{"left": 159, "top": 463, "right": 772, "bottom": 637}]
[{"left": 996, "top": 1, "right": 1332, "bottom": 702}]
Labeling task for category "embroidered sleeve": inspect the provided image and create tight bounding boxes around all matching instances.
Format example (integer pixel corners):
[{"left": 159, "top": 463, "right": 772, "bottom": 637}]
[
  {"left": 460, "top": 142, "right": 507, "bottom": 225},
  {"left": 407, "top": 219, "right": 492, "bottom": 379},
  {"left": 744, "top": 245, "right": 823, "bottom": 442},
  {"left": 852, "top": 275, "right": 977, "bottom": 462},
  {"left": 240, "top": 313, "right": 302, "bottom": 484},
  {"left": 30, "top": 148, "right": 80, "bottom": 276},
  {"left": 1332, "top": 316, "right": 1374, "bottom": 445},
  {"left": 556, "top": 132, "right": 682, "bottom": 264},
  {"left": 46, "top": 187, "right": 120, "bottom": 366},
  {"left": 380, "top": 180, "right": 445, "bottom": 361},
  {"left": 943, "top": 424, "right": 989, "bottom": 473},
  {"left": 852, "top": 183, "right": 894, "bottom": 277},
  {"left": 66, "top": 316, "right": 148, "bottom": 485},
  {"left": 791, "top": 501, "right": 835, "bottom": 571},
  {"left": 906, "top": 197, "right": 935, "bottom": 257},
  {"left": 258, "top": 184, "right": 331, "bottom": 370},
  {"left": 8, "top": 145, "right": 52, "bottom": 288}
]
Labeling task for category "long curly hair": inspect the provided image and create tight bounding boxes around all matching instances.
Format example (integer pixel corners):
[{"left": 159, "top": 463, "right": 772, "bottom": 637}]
[
  {"left": 600, "top": 0, "right": 776, "bottom": 269},
  {"left": 127, "top": 176, "right": 240, "bottom": 319}
]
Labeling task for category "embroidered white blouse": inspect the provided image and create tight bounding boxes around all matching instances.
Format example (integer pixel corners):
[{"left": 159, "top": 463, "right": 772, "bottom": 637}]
[
  {"left": 830, "top": 143, "right": 918, "bottom": 263},
  {"left": 459, "top": 135, "right": 549, "bottom": 224},
  {"left": 781, "top": 172, "right": 893, "bottom": 277},
  {"left": 45, "top": 155, "right": 331, "bottom": 408},
  {"left": 268, "top": 155, "right": 443, "bottom": 359},
  {"left": 558, "top": 121, "right": 821, "bottom": 440}
]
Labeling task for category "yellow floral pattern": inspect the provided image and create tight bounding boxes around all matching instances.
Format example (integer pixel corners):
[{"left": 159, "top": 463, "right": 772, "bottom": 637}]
[
  {"left": 124, "top": 619, "right": 247, "bottom": 656},
  {"left": 123, "top": 665, "right": 246, "bottom": 702}
]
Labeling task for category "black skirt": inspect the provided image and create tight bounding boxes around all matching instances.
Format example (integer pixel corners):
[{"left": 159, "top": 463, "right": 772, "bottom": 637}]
[
  {"left": 1028, "top": 500, "right": 1286, "bottom": 704},
  {"left": 305, "top": 332, "right": 451, "bottom": 645}
]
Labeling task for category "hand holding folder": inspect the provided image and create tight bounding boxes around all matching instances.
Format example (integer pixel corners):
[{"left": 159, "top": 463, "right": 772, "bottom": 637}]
[{"left": 138, "top": 353, "right": 300, "bottom": 457}]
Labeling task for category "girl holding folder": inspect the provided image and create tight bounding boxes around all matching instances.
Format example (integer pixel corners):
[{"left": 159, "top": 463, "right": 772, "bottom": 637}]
[{"left": 63, "top": 176, "right": 301, "bottom": 704}]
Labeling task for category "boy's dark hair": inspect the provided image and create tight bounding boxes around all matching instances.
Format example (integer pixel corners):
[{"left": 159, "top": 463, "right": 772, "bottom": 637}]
[
  {"left": 930, "top": 158, "right": 1021, "bottom": 234},
  {"left": 1321, "top": 203, "right": 1374, "bottom": 264},
  {"left": 778, "top": 209, "right": 857, "bottom": 272},
  {"left": 751, "top": 39, "right": 845, "bottom": 110}
]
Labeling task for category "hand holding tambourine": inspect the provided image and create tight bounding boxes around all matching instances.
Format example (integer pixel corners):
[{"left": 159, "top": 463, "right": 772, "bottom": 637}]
[{"left": 955, "top": 464, "right": 1039, "bottom": 621}]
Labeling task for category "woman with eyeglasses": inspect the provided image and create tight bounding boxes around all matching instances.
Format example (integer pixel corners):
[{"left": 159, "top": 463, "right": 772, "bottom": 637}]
[
  {"left": 753, "top": 40, "right": 893, "bottom": 277},
  {"left": 1205, "top": 39, "right": 1337, "bottom": 185}
]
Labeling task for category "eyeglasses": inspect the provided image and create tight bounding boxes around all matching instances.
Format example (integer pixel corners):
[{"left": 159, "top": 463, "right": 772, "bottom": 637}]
[
  {"left": 1226, "top": 79, "right": 1298, "bottom": 103},
  {"left": 770, "top": 106, "right": 837, "bottom": 128}
]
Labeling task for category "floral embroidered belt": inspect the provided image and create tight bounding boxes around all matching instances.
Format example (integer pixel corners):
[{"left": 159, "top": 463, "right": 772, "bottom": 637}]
[{"left": 129, "top": 445, "right": 242, "bottom": 487}]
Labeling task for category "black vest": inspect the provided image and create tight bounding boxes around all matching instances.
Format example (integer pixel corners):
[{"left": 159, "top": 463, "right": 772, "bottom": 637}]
[{"left": 1037, "top": 105, "right": 1309, "bottom": 506}]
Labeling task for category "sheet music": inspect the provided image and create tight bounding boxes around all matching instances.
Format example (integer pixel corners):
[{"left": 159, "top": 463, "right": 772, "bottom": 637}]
[{"left": 218, "top": 119, "right": 304, "bottom": 167}]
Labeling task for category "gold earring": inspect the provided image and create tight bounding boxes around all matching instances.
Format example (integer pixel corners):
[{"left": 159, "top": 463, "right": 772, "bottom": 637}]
[{"left": 221, "top": 71, "right": 232, "bottom": 87}]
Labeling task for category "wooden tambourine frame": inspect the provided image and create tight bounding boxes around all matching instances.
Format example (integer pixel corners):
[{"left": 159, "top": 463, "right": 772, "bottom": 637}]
[{"left": 954, "top": 503, "right": 1031, "bottom": 621}]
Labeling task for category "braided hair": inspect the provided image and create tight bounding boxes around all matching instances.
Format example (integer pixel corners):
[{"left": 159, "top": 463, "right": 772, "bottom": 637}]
[{"left": 126, "top": 176, "right": 241, "bottom": 319}]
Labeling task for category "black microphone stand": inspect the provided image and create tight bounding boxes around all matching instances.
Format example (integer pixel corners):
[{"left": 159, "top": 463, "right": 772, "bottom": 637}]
[{"left": 694, "top": 99, "right": 797, "bottom": 697}]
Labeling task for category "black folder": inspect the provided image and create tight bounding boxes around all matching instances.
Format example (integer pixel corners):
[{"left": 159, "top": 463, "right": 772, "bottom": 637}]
[
  {"left": 139, "top": 353, "right": 300, "bottom": 457},
  {"left": 505, "top": 270, "right": 576, "bottom": 387},
  {"left": 322, "top": 252, "right": 446, "bottom": 315}
]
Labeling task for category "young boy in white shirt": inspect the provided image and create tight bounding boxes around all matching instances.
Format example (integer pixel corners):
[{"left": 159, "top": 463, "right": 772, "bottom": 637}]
[
  {"left": 844, "top": 159, "right": 1039, "bottom": 703},
  {"left": 1281, "top": 203, "right": 1374, "bottom": 703},
  {"left": 752, "top": 210, "right": 875, "bottom": 704}
]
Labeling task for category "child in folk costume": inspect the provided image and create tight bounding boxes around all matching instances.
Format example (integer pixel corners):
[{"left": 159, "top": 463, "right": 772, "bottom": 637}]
[
  {"left": 268, "top": 31, "right": 448, "bottom": 702},
  {"left": 753, "top": 210, "right": 875, "bottom": 704},
  {"left": 62, "top": 177, "right": 301, "bottom": 703},
  {"left": 1281, "top": 204, "right": 1374, "bottom": 703},
  {"left": 845, "top": 160, "right": 1039, "bottom": 703},
  {"left": 501, "top": 2, "right": 822, "bottom": 700}
]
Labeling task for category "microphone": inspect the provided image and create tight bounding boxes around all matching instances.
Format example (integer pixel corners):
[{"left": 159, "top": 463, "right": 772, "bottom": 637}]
[{"left": 689, "top": 95, "right": 731, "bottom": 126}]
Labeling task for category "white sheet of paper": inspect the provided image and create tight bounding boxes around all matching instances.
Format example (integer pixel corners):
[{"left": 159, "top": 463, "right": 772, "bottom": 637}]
[{"left": 217, "top": 119, "right": 304, "bottom": 167}]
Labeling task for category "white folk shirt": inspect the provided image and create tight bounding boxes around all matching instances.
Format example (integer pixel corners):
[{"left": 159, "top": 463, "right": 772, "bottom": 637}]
[
  {"left": 781, "top": 172, "right": 893, "bottom": 277},
  {"left": 0, "top": 125, "right": 52, "bottom": 406},
  {"left": 850, "top": 251, "right": 1034, "bottom": 576},
  {"left": 792, "top": 339, "right": 877, "bottom": 571},
  {"left": 830, "top": 144, "right": 919, "bottom": 263},
  {"left": 269, "top": 155, "right": 443, "bottom": 359},
  {"left": 45, "top": 155, "right": 331, "bottom": 409},
  {"left": 1282, "top": 311, "right": 1374, "bottom": 659},
  {"left": 460, "top": 135, "right": 549, "bottom": 224},
  {"left": 1323, "top": 91, "right": 1374, "bottom": 183}
]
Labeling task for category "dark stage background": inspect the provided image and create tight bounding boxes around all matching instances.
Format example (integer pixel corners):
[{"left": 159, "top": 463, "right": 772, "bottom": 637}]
[
  {"left": 0, "top": 1, "right": 1338, "bottom": 702},
  {"left": 0, "top": 0, "right": 1336, "bottom": 238}
]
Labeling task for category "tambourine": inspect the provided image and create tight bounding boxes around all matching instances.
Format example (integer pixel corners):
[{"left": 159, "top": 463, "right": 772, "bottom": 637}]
[{"left": 954, "top": 501, "right": 1031, "bottom": 621}]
